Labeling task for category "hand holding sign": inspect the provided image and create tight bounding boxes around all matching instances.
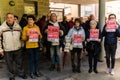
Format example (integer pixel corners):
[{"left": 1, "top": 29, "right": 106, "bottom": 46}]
[
  {"left": 87, "top": 39, "right": 90, "bottom": 42},
  {"left": 98, "top": 39, "right": 101, "bottom": 43},
  {"left": 59, "top": 30, "right": 63, "bottom": 36}
]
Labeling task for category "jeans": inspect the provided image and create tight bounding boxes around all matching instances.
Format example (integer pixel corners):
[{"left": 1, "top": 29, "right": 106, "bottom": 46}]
[
  {"left": 27, "top": 48, "right": 40, "bottom": 73},
  {"left": 50, "top": 46, "right": 60, "bottom": 64},
  {"left": 5, "top": 49, "right": 24, "bottom": 77},
  {"left": 105, "top": 43, "right": 117, "bottom": 69}
]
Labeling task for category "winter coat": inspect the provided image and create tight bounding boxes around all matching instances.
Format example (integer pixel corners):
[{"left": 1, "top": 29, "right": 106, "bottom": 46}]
[
  {"left": 86, "top": 29, "right": 102, "bottom": 55},
  {"left": 67, "top": 26, "right": 85, "bottom": 48},
  {"left": 102, "top": 24, "right": 120, "bottom": 44},
  {"left": 22, "top": 24, "right": 42, "bottom": 49},
  {"left": 0, "top": 21, "right": 22, "bottom": 51}
]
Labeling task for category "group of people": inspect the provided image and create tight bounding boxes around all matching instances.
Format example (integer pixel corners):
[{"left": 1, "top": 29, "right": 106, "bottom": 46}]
[{"left": 0, "top": 12, "right": 120, "bottom": 80}]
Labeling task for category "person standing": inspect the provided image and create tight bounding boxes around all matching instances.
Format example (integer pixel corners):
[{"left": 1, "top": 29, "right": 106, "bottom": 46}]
[
  {"left": 22, "top": 15, "right": 42, "bottom": 79},
  {"left": 19, "top": 14, "right": 27, "bottom": 29},
  {"left": 102, "top": 14, "right": 120, "bottom": 75},
  {"left": 36, "top": 15, "right": 46, "bottom": 34},
  {"left": 61, "top": 16, "right": 70, "bottom": 51},
  {"left": 42, "top": 13, "right": 51, "bottom": 60},
  {"left": 69, "top": 17, "right": 74, "bottom": 29},
  {"left": 84, "top": 14, "right": 99, "bottom": 34},
  {"left": 43, "top": 13, "right": 65, "bottom": 72},
  {"left": 0, "top": 13, "right": 27, "bottom": 80},
  {"left": 86, "top": 20, "right": 102, "bottom": 73},
  {"left": 14, "top": 15, "right": 19, "bottom": 24},
  {"left": 61, "top": 16, "right": 70, "bottom": 36},
  {"left": 67, "top": 18, "right": 85, "bottom": 73}
]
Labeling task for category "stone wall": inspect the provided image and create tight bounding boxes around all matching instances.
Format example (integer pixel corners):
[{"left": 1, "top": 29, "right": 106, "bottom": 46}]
[
  {"left": 0, "top": 0, "right": 24, "bottom": 23},
  {"left": 38, "top": 0, "right": 50, "bottom": 18},
  {"left": 0, "top": 0, "right": 49, "bottom": 23}
]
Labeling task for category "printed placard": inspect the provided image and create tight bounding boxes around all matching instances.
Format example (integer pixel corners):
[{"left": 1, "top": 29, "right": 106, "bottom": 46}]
[
  {"left": 90, "top": 29, "right": 99, "bottom": 41},
  {"left": 28, "top": 28, "right": 39, "bottom": 42},
  {"left": 73, "top": 34, "right": 82, "bottom": 46},
  {"left": 47, "top": 26, "right": 59, "bottom": 42},
  {"left": 106, "top": 20, "right": 116, "bottom": 32}
]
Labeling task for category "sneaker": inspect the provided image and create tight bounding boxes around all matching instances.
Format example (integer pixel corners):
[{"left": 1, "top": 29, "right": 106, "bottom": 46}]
[
  {"left": 110, "top": 69, "right": 114, "bottom": 75},
  {"left": 30, "top": 73, "right": 36, "bottom": 79},
  {"left": 106, "top": 68, "right": 110, "bottom": 74}
]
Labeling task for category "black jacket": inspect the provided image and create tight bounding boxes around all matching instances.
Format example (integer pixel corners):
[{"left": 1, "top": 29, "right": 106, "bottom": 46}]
[
  {"left": 102, "top": 24, "right": 120, "bottom": 44},
  {"left": 61, "top": 21, "right": 70, "bottom": 36},
  {"left": 85, "top": 20, "right": 99, "bottom": 32},
  {"left": 86, "top": 29, "right": 102, "bottom": 55},
  {"left": 42, "top": 22, "right": 66, "bottom": 46},
  {"left": 19, "top": 18, "right": 27, "bottom": 29}
]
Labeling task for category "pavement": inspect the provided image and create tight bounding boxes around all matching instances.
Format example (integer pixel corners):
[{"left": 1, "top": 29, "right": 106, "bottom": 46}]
[{"left": 0, "top": 52, "right": 120, "bottom": 80}]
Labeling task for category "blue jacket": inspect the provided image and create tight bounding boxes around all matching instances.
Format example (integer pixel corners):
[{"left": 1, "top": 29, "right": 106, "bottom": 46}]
[{"left": 102, "top": 24, "right": 120, "bottom": 44}]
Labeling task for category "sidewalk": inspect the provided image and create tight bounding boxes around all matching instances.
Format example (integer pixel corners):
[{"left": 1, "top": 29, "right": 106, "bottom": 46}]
[{"left": 0, "top": 53, "right": 120, "bottom": 80}]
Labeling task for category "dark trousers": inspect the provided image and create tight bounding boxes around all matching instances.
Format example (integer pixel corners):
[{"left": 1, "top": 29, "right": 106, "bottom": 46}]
[
  {"left": 105, "top": 44, "right": 117, "bottom": 69},
  {"left": 5, "top": 49, "right": 24, "bottom": 77},
  {"left": 46, "top": 44, "right": 51, "bottom": 60},
  {"left": 88, "top": 50, "right": 98, "bottom": 70},
  {"left": 71, "top": 48, "right": 82, "bottom": 69},
  {"left": 27, "top": 48, "right": 40, "bottom": 74}
]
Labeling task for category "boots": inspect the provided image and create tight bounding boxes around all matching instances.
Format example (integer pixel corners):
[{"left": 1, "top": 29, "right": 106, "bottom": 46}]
[
  {"left": 76, "top": 65, "right": 81, "bottom": 73},
  {"left": 57, "top": 64, "right": 61, "bottom": 72},
  {"left": 72, "top": 64, "right": 76, "bottom": 73},
  {"left": 49, "top": 64, "right": 55, "bottom": 71},
  {"left": 76, "top": 59, "right": 81, "bottom": 73}
]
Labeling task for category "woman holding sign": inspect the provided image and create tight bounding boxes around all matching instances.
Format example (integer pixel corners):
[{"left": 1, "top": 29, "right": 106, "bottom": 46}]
[
  {"left": 67, "top": 18, "right": 85, "bottom": 73},
  {"left": 102, "top": 14, "right": 120, "bottom": 75},
  {"left": 86, "top": 20, "right": 102, "bottom": 73},
  {"left": 43, "top": 13, "right": 65, "bottom": 72},
  {"left": 22, "top": 15, "right": 42, "bottom": 79}
]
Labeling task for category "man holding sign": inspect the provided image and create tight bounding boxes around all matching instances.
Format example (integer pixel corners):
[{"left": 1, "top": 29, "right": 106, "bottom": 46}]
[{"left": 102, "top": 14, "right": 120, "bottom": 75}]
